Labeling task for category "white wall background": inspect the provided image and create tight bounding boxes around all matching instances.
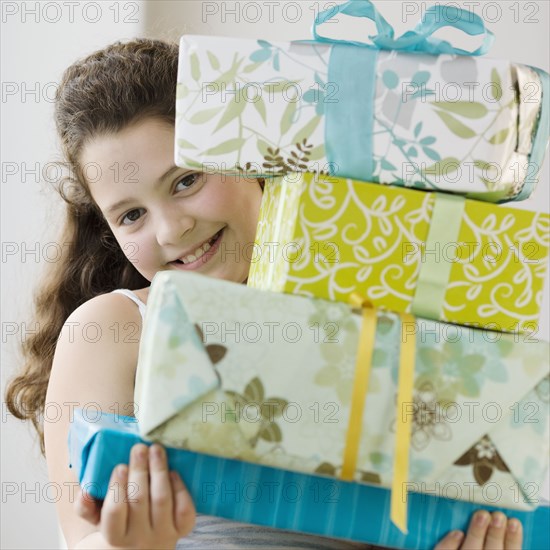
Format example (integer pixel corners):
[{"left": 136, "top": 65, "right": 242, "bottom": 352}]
[
  {"left": 1, "top": 2, "right": 145, "bottom": 548},
  {"left": 1, "top": 1, "right": 549, "bottom": 548}
]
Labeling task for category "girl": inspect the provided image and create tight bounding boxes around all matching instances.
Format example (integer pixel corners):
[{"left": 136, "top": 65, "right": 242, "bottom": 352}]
[{"left": 5, "top": 38, "right": 524, "bottom": 550}]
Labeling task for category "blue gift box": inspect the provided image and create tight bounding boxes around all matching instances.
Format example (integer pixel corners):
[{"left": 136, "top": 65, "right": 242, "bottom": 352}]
[{"left": 69, "top": 410, "right": 550, "bottom": 549}]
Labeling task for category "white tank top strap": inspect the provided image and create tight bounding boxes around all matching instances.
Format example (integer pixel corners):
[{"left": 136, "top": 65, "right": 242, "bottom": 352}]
[{"left": 111, "top": 289, "right": 147, "bottom": 320}]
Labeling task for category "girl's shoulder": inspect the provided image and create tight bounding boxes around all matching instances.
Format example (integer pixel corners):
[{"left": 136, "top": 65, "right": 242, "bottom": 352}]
[
  {"left": 54, "top": 291, "right": 145, "bottom": 394},
  {"left": 47, "top": 291, "right": 146, "bottom": 427},
  {"left": 67, "top": 287, "right": 149, "bottom": 326}
]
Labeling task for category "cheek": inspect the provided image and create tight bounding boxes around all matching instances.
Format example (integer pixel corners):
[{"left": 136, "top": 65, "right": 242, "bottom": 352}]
[
  {"left": 117, "top": 234, "right": 156, "bottom": 272},
  {"left": 223, "top": 182, "right": 263, "bottom": 222},
  {"left": 243, "top": 187, "right": 263, "bottom": 231},
  {"left": 197, "top": 181, "right": 262, "bottom": 221},
  {"left": 247, "top": 186, "right": 263, "bottom": 216}
]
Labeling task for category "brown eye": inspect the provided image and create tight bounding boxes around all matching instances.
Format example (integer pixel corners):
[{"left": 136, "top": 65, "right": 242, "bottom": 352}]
[
  {"left": 121, "top": 208, "right": 145, "bottom": 225},
  {"left": 175, "top": 172, "right": 200, "bottom": 191}
]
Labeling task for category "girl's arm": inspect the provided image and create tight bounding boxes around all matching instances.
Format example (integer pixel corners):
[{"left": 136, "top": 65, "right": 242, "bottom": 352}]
[{"left": 44, "top": 293, "right": 194, "bottom": 549}]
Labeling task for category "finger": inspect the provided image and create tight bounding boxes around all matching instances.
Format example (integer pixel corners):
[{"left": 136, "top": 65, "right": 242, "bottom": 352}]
[
  {"left": 433, "top": 530, "right": 465, "bottom": 550},
  {"left": 149, "top": 444, "right": 173, "bottom": 531},
  {"left": 461, "top": 510, "right": 491, "bottom": 550},
  {"left": 127, "top": 443, "right": 151, "bottom": 529},
  {"left": 100, "top": 464, "right": 129, "bottom": 546},
  {"left": 74, "top": 487, "right": 101, "bottom": 525},
  {"left": 485, "top": 512, "right": 507, "bottom": 550},
  {"left": 170, "top": 471, "right": 196, "bottom": 537},
  {"left": 504, "top": 518, "right": 523, "bottom": 550}
]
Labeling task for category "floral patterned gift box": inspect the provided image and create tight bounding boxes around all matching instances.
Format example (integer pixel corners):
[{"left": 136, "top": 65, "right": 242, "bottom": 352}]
[
  {"left": 134, "top": 270, "right": 550, "bottom": 532},
  {"left": 247, "top": 173, "right": 550, "bottom": 333},
  {"left": 175, "top": 2, "right": 549, "bottom": 203}
]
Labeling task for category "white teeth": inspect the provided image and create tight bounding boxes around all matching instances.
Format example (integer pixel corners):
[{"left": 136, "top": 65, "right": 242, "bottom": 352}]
[{"left": 179, "top": 232, "right": 218, "bottom": 264}]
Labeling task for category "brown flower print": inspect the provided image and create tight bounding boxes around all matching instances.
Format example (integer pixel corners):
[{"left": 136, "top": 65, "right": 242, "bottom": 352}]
[
  {"left": 410, "top": 382, "right": 453, "bottom": 451},
  {"left": 454, "top": 435, "right": 510, "bottom": 485},
  {"left": 194, "top": 325, "right": 289, "bottom": 448},
  {"left": 195, "top": 324, "right": 227, "bottom": 384},
  {"left": 390, "top": 381, "right": 453, "bottom": 451},
  {"left": 225, "top": 376, "right": 289, "bottom": 448}
]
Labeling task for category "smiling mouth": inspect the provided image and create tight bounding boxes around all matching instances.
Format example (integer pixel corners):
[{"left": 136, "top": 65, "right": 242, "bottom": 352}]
[{"left": 172, "top": 228, "right": 224, "bottom": 267}]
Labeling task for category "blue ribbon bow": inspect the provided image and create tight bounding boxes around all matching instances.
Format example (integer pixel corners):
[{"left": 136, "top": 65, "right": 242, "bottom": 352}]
[{"left": 313, "top": 0, "right": 494, "bottom": 56}]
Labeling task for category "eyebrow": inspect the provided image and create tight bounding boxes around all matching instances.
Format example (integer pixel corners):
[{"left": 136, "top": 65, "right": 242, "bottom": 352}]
[{"left": 104, "top": 165, "right": 181, "bottom": 218}]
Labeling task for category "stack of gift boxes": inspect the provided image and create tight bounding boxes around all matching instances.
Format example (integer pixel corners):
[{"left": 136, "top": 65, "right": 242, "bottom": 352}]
[{"left": 70, "top": 3, "right": 550, "bottom": 548}]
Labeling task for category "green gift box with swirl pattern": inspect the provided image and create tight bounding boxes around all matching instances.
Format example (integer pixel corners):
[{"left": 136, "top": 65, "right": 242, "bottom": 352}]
[
  {"left": 247, "top": 173, "right": 549, "bottom": 333},
  {"left": 134, "top": 271, "right": 550, "bottom": 530}
]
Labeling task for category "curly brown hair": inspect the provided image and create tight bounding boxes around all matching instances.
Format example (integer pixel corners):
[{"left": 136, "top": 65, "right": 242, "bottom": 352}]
[{"left": 4, "top": 38, "right": 180, "bottom": 455}]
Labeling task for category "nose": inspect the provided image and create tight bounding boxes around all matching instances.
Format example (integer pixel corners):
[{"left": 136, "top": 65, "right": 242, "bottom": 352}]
[{"left": 155, "top": 204, "right": 195, "bottom": 247}]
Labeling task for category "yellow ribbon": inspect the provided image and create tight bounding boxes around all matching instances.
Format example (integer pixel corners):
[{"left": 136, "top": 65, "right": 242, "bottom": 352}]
[
  {"left": 391, "top": 312, "right": 416, "bottom": 534},
  {"left": 340, "top": 296, "right": 416, "bottom": 534},
  {"left": 341, "top": 293, "right": 377, "bottom": 480}
]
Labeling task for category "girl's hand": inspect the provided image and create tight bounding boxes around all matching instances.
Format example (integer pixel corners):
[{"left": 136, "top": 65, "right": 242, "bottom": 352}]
[
  {"left": 435, "top": 510, "right": 522, "bottom": 550},
  {"left": 75, "top": 443, "right": 196, "bottom": 549}
]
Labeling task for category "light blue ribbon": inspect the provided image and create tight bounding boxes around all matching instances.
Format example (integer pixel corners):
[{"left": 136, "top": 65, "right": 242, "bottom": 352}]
[
  {"left": 312, "top": 0, "right": 394, "bottom": 48},
  {"left": 326, "top": 45, "right": 377, "bottom": 179},
  {"left": 313, "top": 0, "right": 494, "bottom": 55},
  {"left": 318, "top": 0, "right": 494, "bottom": 180}
]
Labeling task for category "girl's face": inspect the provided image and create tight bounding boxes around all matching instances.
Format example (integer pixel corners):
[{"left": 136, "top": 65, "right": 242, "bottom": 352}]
[{"left": 82, "top": 118, "right": 263, "bottom": 284}]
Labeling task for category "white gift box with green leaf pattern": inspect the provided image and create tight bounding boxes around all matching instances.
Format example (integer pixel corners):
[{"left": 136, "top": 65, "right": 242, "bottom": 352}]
[
  {"left": 135, "top": 271, "right": 550, "bottom": 516},
  {"left": 175, "top": 34, "right": 548, "bottom": 203}
]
